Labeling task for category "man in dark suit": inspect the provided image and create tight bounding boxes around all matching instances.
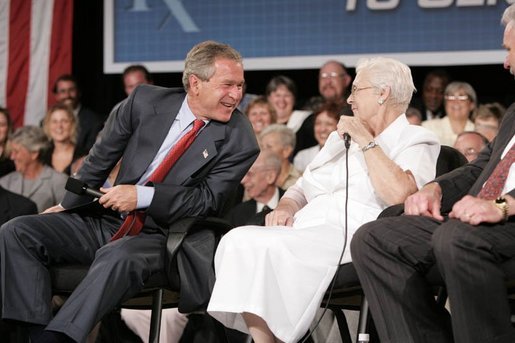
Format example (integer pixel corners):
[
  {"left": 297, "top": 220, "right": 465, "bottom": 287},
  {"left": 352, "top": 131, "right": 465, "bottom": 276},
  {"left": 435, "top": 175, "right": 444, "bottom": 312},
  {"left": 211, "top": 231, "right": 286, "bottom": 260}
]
[
  {"left": 351, "top": 6, "right": 515, "bottom": 343},
  {"left": 0, "top": 40, "right": 259, "bottom": 343},
  {"left": 225, "top": 151, "right": 284, "bottom": 227},
  {"left": 0, "top": 186, "right": 37, "bottom": 225},
  {"left": 53, "top": 74, "right": 105, "bottom": 153}
]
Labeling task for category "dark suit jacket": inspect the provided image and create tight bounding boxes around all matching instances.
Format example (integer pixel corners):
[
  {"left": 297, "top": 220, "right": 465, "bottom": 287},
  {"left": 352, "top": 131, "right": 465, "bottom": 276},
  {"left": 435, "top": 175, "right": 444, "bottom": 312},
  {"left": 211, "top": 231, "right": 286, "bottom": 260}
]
[
  {"left": 0, "top": 186, "right": 37, "bottom": 225},
  {"left": 61, "top": 85, "right": 260, "bottom": 311},
  {"left": 436, "top": 104, "right": 515, "bottom": 213},
  {"left": 225, "top": 188, "right": 285, "bottom": 227},
  {"left": 76, "top": 105, "right": 105, "bottom": 153}
]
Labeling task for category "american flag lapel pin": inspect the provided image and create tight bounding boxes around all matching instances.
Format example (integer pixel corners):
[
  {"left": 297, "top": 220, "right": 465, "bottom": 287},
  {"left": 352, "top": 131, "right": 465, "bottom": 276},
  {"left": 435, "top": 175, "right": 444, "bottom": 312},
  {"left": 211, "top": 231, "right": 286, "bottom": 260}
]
[{"left": 203, "top": 149, "right": 209, "bottom": 158}]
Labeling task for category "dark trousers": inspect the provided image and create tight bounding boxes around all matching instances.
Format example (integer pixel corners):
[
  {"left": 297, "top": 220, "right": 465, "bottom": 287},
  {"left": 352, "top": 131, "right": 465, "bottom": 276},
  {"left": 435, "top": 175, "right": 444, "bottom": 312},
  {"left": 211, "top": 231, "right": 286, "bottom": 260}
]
[
  {"left": 0, "top": 212, "right": 167, "bottom": 343},
  {"left": 351, "top": 215, "right": 515, "bottom": 343}
]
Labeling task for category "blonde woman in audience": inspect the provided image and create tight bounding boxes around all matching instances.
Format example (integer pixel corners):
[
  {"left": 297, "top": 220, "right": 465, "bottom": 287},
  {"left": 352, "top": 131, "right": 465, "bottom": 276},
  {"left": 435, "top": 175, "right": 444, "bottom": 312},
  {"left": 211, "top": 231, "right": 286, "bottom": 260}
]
[
  {"left": 473, "top": 102, "right": 505, "bottom": 141},
  {"left": 42, "top": 103, "right": 86, "bottom": 175},
  {"left": 422, "top": 81, "right": 476, "bottom": 146},
  {"left": 0, "top": 126, "right": 67, "bottom": 212},
  {"left": 0, "top": 107, "right": 15, "bottom": 177},
  {"left": 246, "top": 96, "right": 276, "bottom": 136},
  {"left": 259, "top": 124, "right": 300, "bottom": 190},
  {"left": 294, "top": 101, "right": 341, "bottom": 173}
]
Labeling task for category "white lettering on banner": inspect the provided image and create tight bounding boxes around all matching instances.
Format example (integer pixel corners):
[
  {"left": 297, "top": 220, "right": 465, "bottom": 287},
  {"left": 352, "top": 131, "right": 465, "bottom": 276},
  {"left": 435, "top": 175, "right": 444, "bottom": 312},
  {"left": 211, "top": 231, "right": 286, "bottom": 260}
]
[
  {"left": 346, "top": 0, "right": 515, "bottom": 11},
  {"left": 127, "top": 0, "right": 200, "bottom": 32}
]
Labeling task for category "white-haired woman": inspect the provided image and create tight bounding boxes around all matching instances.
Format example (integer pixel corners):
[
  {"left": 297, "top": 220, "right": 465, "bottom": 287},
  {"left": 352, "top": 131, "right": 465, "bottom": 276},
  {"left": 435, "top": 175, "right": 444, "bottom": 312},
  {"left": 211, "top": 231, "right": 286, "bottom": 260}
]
[
  {"left": 422, "top": 81, "right": 476, "bottom": 146},
  {"left": 207, "top": 57, "right": 440, "bottom": 343},
  {"left": 0, "top": 126, "right": 67, "bottom": 212}
]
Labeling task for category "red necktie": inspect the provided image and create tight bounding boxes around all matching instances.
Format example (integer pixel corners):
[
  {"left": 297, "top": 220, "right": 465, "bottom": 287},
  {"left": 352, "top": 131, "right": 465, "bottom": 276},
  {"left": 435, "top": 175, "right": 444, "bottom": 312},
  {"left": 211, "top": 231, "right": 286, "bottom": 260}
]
[
  {"left": 111, "top": 119, "right": 205, "bottom": 241},
  {"left": 477, "top": 144, "right": 514, "bottom": 200}
]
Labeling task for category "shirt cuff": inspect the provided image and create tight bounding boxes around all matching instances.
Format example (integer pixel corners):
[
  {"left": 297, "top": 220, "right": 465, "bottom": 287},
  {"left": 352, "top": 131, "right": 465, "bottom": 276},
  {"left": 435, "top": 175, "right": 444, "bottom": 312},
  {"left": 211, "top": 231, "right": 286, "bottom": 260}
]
[{"left": 136, "top": 185, "right": 155, "bottom": 210}]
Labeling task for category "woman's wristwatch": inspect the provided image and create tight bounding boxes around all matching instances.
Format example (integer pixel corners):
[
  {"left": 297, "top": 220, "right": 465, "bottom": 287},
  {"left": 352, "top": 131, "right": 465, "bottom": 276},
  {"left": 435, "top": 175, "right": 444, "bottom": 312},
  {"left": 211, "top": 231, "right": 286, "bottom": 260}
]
[{"left": 361, "top": 140, "right": 379, "bottom": 152}]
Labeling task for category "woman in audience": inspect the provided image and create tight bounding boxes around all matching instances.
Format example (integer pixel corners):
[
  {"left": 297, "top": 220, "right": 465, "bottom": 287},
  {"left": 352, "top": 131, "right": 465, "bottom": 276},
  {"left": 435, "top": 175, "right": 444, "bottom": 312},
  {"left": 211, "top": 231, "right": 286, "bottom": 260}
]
[
  {"left": 265, "top": 76, "right": 316, "bottom": 153},
  {"left": 0, "top": 107, "right": 15, "bottom": 177},
  {"left": 0, "top": 126, "right": 67, "bottom": 212},
  {"left": 293, "top": 101, "right": 341, "bottom": 172},
  {"left": 42, "top": 103, "right": 86, "bottom": 175},
  {"left": 208, "top": 57, "right": 440, "bottom": 343},
  {"left": 259, "top": 124, "right": 300, "bottom": 190},
  {"left": 422, "top": 81, "right": 476, "bottom": 146},
  {"left": 246, "top": 96, "right": 276, "bottom": 136}
]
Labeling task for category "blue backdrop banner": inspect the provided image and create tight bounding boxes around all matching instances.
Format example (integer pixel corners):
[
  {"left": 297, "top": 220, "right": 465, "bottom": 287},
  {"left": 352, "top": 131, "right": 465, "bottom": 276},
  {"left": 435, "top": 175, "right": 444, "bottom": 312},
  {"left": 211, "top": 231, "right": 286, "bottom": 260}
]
[{"left": 104, "top": 0, "right": 513, "bottom": 73}]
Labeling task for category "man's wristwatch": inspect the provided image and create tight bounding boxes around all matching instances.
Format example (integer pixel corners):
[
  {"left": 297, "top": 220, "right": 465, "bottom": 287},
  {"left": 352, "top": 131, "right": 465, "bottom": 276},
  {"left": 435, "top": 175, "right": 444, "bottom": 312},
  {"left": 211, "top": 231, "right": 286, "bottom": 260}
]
[{"left": 494, "top": 197, "right": 509, "bottom": 222}]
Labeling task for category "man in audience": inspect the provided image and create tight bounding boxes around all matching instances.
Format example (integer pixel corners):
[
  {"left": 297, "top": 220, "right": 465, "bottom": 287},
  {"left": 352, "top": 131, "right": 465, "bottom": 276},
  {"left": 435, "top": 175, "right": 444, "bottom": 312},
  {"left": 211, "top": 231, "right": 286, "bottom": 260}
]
[
  {"left": 474, "top": 102, "right": 505, "bottom": 142},
  {"left": 454, "top": 131, "right": 489, "bottom": 162},
  {"left": 53, "top": 74, "right": 105, "bottom": 152},
  {"left": 351, "top": 6, "right": 515, "bottom": 342},
  {"left": 411, "top": 69, "right": 451, "bottom": 121},
  {"left": 0, "top": 40, "right": 259, "bottom": 343},
  {"left": 406, "top": 106, "right": 423, "bottom": 125},
  {"left": 225, "top": 151, "right": 283, "bottom": 227},
  {"left": 122, "top": 64, "right": 153, "bottom": 96}
]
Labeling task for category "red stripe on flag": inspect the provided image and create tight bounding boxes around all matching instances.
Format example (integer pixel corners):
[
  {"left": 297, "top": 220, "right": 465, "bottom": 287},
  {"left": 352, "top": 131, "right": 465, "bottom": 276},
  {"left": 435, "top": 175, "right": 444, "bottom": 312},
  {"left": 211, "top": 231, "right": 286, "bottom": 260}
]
[
  {"left": 47, "top": 0, "right": 73, "bottom": 109},
  {"left": 6, "top": 0, "right": 31, "bottom": 128}
]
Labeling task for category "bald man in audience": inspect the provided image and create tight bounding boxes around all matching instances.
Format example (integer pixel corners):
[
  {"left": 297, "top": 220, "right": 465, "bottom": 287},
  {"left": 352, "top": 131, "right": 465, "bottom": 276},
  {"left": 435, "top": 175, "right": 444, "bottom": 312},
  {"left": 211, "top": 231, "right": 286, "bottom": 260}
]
[{"left": 454, "top": 131, "right": 489, "bottom": 162}]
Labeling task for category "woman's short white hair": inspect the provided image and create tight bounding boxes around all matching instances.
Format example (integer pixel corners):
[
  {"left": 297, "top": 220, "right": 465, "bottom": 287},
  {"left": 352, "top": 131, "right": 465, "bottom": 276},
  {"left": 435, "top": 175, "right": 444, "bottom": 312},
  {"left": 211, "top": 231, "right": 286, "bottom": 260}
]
[{"left": 355, "top": 57, "right": 416, "bottom": 108}]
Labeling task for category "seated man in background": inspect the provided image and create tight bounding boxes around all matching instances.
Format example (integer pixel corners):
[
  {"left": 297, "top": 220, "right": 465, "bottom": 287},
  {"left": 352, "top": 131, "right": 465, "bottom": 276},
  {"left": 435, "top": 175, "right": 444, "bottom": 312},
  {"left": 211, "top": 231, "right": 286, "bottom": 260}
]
[
  {"left": 454, "top": 131, "right": 488, "bottom": 162},
  {"left": 473, "top": 102, "right": 505, "bottom": 142},
  {"left": 225, "top": 151, "right": 283, "bottom": 227}
]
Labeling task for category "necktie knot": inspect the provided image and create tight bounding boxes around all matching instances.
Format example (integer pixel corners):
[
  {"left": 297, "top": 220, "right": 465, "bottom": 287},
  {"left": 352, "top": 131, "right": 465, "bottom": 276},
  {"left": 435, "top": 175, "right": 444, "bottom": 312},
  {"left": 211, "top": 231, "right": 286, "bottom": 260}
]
[{"left": 193, "top": 119, "right": 205, "bottom": 133}]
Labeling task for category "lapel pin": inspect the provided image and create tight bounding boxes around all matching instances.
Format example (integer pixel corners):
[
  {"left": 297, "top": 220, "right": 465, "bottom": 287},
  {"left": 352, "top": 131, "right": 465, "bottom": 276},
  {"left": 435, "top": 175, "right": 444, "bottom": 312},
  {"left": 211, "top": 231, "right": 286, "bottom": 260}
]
[{"left": 203, "top": 149, "right": 209, "bottom": 158}]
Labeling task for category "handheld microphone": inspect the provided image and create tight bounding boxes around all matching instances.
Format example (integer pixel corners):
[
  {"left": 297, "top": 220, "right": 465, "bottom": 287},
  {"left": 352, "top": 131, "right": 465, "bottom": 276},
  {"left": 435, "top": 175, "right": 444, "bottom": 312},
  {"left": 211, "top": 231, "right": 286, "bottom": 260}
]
[
  {"left": 65, "top": 177, "right": 104, "bottom": 198},
  {"left": 343, "top": 133, "right": 351, "bottom": 149}
]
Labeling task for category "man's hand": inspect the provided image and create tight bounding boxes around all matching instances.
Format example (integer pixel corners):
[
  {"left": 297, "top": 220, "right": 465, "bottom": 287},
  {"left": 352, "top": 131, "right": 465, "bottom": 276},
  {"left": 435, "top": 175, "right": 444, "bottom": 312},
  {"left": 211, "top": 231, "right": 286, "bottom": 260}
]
[
  {"left": 42, "top": 204, "right": 65, "bottom": 214},
  {"left": 449, "top": 195, "right": 504, "bottom": 225},
  {"left": 99, "top": 185, "right": 137, "bottom": 212},
  {"left": 404, "top": 182, "right": 444, "bottom": 221}
]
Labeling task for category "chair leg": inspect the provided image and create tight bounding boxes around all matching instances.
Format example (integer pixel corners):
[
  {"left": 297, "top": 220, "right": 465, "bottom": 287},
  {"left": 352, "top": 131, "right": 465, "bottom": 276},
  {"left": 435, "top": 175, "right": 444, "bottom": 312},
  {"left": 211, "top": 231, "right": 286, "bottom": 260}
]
[
  {"left": 329, "top": 307, "right": 352, "bottom": 343},
  {"left": 148, "top": 288, "right": 164, "bottom": 343},
  {"left": 357, "top": 297, "right": 370, "bottom": 343}
]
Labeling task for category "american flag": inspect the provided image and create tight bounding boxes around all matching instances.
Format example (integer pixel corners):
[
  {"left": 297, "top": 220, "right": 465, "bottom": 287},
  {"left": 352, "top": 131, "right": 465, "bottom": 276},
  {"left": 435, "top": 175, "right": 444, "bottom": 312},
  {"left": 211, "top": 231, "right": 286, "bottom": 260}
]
[{"left": 0, "top": 0, "right": 72, "bottom": 128}]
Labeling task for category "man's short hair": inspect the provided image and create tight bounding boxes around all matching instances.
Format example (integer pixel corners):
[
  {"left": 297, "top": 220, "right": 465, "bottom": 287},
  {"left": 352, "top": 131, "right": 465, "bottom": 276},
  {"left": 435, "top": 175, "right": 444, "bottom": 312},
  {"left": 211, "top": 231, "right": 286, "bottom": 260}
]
[
  {"left": 456, "top": 131, "right": 489, "bottom": 146},
  {"left": 122, "top": 64, "right": 152, "bottom": 83},
  {"left": 182, "top": 41, "right": 242, "bottom": 90},
  {"left": 52, "top": 74, "right": 79, "bottom": 94},
  {"left": 260, "top": 124, "right": 296, "bottom": 150}
]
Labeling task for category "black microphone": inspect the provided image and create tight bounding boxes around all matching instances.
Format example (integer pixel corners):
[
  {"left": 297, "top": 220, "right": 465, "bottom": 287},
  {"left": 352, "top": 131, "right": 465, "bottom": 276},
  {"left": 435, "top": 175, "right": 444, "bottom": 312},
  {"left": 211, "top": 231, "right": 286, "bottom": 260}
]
[
  {"left": 65, "top": 177, "right": 104, "bottom": 198},
  {"left": 343, "top": 133, "right": 351, "bottom": 149}
]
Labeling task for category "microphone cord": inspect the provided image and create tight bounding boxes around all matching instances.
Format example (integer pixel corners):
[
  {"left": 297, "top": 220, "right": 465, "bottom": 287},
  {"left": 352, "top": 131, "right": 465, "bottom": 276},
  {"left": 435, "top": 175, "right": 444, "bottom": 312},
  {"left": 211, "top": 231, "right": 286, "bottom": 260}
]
[{"left": 300, "top": 138, "right": 350, "bottom": 342}]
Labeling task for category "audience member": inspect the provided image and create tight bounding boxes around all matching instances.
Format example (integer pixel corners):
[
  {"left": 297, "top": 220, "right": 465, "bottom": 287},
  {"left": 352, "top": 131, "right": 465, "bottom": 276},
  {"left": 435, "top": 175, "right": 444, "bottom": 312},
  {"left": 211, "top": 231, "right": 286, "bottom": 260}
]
[
  {"left": 422, "top": 81, "right": 476, "bottom": 146},
  {"left": 208, "top": 57, "right": 439, "bottom": 343},
  {"left": 0, "top": 107, "right": 15, "bottom": 177},
  {"left": 294, "top": 101, "right": 341, "bottom": 172},
  {"left": 411, "top": 68, "right": 451, "bottom": 121},
  {"left": 304, "top": 60, "right": 353, "bottom": 114},
  {"left": 245, "top": 96, "right": 276, "bottom": 136},
  {"left": 42, "top": 103, "right": 86, "bottom": 175},
  {"left": 225, "top": 151, "right": 283, "bottom": 227},
  {"left": 265, "top": 76, "right": 316, "bottom": 154},
  {"left": 350, "top": 6, "right": 515, "bottom": 343},
  {"left": 473, "top": 102, "right": 505, "bottom": 141},
  {"left": 0, "top": 40, "right": 259, "bottom": 343},
  {"left": 406, "top": 106, "right": 423, "bottom": 125},
  {"left": 0, "top": 126, "right": 67, "bottom": 212},
  {"left": 122, "top": 64, "right": 153, "bottom": 96},
  {"left": 259, "top": 124, "right": 300, "bottom": 190},
  {"left": 453, "top": 131, "right": 489, "bottom": 162},
  {"left": 53, "top": 74, "right": 105, "bottom": 153}
]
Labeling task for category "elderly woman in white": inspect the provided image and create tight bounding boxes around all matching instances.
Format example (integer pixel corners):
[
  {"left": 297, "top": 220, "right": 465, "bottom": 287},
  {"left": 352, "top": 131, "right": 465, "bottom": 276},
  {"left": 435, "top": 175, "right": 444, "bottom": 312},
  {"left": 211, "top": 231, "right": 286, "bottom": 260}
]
[{"left": 207, "top": 57, "right": 440, "bottom": 343}]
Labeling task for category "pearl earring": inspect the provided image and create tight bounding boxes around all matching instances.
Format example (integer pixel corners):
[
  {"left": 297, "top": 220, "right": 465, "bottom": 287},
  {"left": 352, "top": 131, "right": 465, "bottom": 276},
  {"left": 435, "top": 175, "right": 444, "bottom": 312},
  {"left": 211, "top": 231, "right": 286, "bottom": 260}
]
[{"left": 378, "top": 98, "right": 384, "bottom": 105}]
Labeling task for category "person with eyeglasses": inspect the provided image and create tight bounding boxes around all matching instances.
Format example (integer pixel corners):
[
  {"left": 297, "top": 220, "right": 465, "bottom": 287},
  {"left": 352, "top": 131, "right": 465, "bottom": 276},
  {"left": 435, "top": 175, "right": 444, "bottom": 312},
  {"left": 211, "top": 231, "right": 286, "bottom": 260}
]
[
  {"left": 454, "top": 131, "right": 489, "bottom": 162},
  {"left": 207, "top": 57, "right": 439, "bottom": 343},
  {"left": 422, "top": 81, "right": 477, "bottom": 146}
]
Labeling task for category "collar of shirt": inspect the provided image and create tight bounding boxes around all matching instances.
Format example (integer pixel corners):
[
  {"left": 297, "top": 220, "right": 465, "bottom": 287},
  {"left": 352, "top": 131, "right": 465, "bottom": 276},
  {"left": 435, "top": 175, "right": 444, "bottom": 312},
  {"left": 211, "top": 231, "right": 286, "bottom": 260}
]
[{"left": 256, "top": 187, "right": 280, "bottom": 213}]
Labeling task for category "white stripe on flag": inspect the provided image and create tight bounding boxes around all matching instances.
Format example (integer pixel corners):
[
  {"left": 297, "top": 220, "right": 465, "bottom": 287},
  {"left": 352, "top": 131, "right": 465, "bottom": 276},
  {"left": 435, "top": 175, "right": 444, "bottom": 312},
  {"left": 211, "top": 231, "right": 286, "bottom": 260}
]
[
  {"left": 0, "top": 0, "right": 10, "bottom": 108},
  {"left": 24, "top": 0, "right": 54, "bottom": 126}
]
